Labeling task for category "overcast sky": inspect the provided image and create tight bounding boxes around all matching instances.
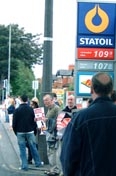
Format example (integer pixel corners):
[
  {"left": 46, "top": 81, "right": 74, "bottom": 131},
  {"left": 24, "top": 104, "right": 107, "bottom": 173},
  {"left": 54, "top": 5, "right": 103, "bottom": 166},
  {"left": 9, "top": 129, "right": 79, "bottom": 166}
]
[
  {"left": 0, "top": 0, "right": 115, "bottom": 78},
  {"left": 0, "top": 0, "right": 77, "bottom": 78}
]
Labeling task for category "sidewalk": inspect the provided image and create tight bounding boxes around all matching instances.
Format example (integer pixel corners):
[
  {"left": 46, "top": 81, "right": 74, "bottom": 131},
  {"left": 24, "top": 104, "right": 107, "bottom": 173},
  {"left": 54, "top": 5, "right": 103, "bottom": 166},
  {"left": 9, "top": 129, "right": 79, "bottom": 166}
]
[{"left": 0, "top": 108, "right": 50, "bottom": 175}]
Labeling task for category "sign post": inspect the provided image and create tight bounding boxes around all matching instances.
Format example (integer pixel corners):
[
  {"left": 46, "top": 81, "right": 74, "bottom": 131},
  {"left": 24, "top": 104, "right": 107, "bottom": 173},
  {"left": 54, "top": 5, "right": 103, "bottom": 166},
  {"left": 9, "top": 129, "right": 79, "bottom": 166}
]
[
  {"left": 32, "top": 80, "right": 39, "bottom": 97},
  {"left": 75, "top": 0, "right": 116, "bottom": 98}
]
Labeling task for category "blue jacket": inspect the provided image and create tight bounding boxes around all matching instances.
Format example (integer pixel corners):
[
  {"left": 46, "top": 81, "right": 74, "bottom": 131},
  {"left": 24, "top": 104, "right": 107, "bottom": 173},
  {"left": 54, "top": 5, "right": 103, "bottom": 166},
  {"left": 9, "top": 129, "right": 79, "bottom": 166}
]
[
  {"left": 7, "top": 105, "right": 15, "bottom": 114},
  {"left": 61, "top": 97, "right": 116, "bottom": 176}
]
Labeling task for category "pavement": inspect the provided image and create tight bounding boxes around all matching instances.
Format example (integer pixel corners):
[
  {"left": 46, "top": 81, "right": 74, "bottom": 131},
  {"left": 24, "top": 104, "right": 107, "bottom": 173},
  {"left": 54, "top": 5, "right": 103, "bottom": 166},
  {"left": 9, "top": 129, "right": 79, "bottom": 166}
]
[{"left": 0, "top": 108, "right": 50, "bottom": 176}]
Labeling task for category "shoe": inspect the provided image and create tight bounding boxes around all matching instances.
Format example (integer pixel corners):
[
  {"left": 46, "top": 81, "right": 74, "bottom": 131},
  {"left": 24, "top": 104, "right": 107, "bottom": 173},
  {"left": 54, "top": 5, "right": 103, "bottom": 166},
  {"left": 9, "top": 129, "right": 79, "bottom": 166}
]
[
  {"left": 36, "top": 161, "right": 44, "bottom": 167},
  {"left": 59, "top": 173, "right": 64, "bottom": 176},
  {"left": 44, "top": 171, "right": 59, "bottom": 176},
  {"left": 19, "top": 167, "right": 28, "bottom": 171},
  {"left": 28, "top": 160, "right": 33, "bottom": 164},
  {"left": 41, "top": 161, "right": 44, "bottom": 166},
  {"left": 44, "top": 170, "right": 50, "bottom": 174}
]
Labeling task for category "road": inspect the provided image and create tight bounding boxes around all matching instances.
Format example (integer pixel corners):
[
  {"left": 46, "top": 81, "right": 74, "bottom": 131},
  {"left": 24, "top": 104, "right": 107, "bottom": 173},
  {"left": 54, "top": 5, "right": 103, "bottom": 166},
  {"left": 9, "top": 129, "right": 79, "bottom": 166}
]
[{"left": 0, "top": 111, "right": 49, "bottom": 176}]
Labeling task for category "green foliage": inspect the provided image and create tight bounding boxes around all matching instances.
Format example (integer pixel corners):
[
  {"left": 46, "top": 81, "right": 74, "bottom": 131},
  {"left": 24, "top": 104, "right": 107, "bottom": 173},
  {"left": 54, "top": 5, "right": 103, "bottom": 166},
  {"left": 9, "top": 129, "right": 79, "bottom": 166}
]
[
  {"left": 0, "top": 24, "right": 43, "bottom": 96},
  {"left": 12, "top": 60, "right": 35, "bottom": 98},
  {"left": 68, "top": 83, "right": 74, "bottom": 91}
]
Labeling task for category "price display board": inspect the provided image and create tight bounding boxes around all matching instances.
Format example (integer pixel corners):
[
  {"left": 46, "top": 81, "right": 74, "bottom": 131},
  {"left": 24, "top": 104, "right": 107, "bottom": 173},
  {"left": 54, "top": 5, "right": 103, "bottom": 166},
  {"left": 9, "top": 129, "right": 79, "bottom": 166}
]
[
  {"left": 77, "top": 48, "right": 114, "bottom": 60},
  {"left": 77, "top": 61, "right": 113, "bottom": 71}
]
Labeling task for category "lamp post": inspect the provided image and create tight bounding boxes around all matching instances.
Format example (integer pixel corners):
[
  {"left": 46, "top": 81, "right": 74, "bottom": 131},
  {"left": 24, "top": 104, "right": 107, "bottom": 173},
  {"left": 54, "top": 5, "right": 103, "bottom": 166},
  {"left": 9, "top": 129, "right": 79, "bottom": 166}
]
[{"left": 7, "top": 24, "right": 11, "bottom": 96}]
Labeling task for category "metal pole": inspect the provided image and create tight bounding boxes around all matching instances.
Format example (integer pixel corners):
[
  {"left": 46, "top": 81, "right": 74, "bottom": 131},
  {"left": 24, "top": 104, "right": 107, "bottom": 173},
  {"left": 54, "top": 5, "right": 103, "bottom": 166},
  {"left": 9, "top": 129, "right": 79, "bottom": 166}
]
[
  {"left": 8, "top": 24, "right": 11, "bottom": 95},
  {"left": 34, "top": 88, "right": 36, "bottom": 97},
  {"left": 40, "top": 0, "right": 53, "bottom": 106}
]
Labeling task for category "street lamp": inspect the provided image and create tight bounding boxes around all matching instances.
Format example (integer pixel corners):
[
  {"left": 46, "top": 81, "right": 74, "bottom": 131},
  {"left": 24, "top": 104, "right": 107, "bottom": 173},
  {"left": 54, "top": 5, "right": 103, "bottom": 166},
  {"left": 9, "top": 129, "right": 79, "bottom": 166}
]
[{"left": 7, "top": 24, "right": 11, "bottom": 96}]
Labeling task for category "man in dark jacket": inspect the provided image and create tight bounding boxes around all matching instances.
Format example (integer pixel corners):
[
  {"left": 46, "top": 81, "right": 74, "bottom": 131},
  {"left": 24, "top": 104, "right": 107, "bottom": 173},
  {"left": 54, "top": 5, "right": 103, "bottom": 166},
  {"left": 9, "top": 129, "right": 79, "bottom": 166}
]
[
  {"left": 61, "top": 72, "right": 116, "bottom": 176},
  {"left": 12, "top": 95, "right": 42, "bottom": 171},
  {"left": 62, "top": 94, "right": 77, "bottom": 117}
]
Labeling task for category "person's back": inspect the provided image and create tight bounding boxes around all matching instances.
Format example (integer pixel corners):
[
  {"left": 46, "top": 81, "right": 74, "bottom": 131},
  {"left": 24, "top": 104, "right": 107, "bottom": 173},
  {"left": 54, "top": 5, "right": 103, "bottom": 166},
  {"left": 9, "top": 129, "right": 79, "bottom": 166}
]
[
  {"left": 61, "top": 72, "right": 116, "bottom": 176},
  {"left": 111, "top": 90, "right": 116, "bottom": 104},
  {"left": 13, "top": 102, "right": 36, "bottom": 133},
  {"left": 73, "top": 98, "right": 116, "bottom": 175},
  {"left": 13, "top": 94, "right": 42, "bottom": 171}
]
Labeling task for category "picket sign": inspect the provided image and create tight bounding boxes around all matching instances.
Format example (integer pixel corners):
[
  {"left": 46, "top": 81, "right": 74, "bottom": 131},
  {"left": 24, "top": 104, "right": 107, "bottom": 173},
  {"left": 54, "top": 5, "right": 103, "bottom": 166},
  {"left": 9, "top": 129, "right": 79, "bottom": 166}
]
[{"left": 34, "top": 107, "right": 46, "bottom": 130}]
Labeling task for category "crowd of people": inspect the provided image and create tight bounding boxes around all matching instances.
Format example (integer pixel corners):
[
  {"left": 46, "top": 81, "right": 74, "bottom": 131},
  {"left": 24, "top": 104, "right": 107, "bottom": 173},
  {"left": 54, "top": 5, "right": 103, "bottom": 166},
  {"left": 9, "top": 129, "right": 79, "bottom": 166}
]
[
  {"left": 1, "top": 92, "right": 77, "bottom": 175},
  {"left": 1, "top": 72, "right": 116, "bottom": 176}
]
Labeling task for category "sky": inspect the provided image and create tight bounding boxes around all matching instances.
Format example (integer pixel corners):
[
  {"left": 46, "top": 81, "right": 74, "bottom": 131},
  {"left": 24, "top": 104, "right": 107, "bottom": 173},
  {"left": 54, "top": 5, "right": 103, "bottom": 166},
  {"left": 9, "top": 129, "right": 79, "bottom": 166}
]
[{"left": 0, "top": 0, "right": 77, "bottom": 78}]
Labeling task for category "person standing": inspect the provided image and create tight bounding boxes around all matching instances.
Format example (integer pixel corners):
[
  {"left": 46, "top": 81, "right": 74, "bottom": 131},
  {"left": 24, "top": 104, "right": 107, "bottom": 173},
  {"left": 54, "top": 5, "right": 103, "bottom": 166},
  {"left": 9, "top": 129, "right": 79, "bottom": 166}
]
[
  {"left": 27, "top": 97, "right": 40, "bottom": 164},
  {"left": 52, "top": 93, "right": 60, "bottom": 106},
  {"left": 12, "top": 94, "right": 42, "bottom": 171},
  {"left": 15, "top": 96, "right": 21, "bottom": 108},
  {"left": 61, "top": 72, "right": 116, "bottom": 176},
  {"left": 4, "top": 95, "right": 11, "bottom": 122},
  {"left": 62, "top": 95, "right": 77, "bottom": 115},
  {"left": 56, "top": 94, "right": 77, "bottom": 143},
  {"left": 43, "top": 94, "right": 61, "bottom": 176},
  {"left": 55, "top": 95, "right": 77, "bottom": 176},
  {"left": 7, "top": 97, "right": 15, "bottom": 129}
]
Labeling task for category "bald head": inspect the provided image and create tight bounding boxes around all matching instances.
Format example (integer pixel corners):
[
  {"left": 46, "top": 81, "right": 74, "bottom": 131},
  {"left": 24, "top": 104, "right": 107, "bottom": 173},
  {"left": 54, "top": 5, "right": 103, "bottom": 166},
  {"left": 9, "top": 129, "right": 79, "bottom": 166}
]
[
  {"left": 91, "top": 72, "right": 113, "bottom": 96},
  {"left": 67, "top": 95, "right": 75, "bottom": 108},
  {"left": 96, "top": 73, "right": 111, "bottom": 85}
]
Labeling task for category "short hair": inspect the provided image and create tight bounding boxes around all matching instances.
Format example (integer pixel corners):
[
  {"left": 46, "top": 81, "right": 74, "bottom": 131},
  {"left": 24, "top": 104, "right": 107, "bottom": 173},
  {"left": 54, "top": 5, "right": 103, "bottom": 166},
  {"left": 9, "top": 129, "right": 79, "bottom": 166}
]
[
  {"left": 20, "top": 95, "right": 28, "bottom": 102},
  {"left": 91, "top": 72, "right": 113, "bottom": 96},
  {"left": 43, "top": 94, "right": 53, "bottom": 100}
]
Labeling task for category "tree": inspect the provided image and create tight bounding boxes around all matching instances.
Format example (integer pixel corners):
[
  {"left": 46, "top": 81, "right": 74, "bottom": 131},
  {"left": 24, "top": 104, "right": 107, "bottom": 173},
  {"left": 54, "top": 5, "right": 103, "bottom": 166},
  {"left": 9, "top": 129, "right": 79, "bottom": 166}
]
[
  {"left": 12, "top": 60, "right": 35, "bottom": 98},
  {"left": 0, "top": 24, "right": 43, "bottom": 96}
]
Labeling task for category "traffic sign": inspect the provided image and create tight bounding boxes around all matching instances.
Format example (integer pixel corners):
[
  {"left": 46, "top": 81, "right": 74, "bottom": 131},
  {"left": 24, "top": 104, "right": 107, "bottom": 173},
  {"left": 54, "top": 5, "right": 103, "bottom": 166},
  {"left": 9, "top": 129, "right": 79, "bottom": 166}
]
[
  {"left": 76, "top": 60, "right": 114, "bottom": 71},
  {"left": 32, "top": 80, "right": 39, "bottom": 90}
]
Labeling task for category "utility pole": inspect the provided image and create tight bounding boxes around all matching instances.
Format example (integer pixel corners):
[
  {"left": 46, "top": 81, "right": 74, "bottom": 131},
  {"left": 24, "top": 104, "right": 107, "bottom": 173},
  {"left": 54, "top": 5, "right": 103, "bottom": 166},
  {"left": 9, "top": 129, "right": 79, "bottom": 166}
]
[
  {"left": 8, "top": 24, "right": 11, "bottom": 96},
  {"left": 38, "top": 1, "right": 53, "bottom": 163},
  {"left": 40, "top": 0, "right": 53, "bottom": 106}
]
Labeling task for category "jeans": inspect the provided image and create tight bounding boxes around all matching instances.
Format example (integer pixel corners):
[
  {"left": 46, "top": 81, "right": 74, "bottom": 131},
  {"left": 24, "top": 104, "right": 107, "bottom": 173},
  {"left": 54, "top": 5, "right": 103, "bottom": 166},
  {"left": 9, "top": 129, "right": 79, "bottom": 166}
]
[
  {"left": 17, "top": 132, "right": 41, "bottom": 169},
  {"left": 5, "top": 111, "right": 9, "bottom": 122},
  {"left": 26, "top": 142, "right": 38, "bottom": 162}
]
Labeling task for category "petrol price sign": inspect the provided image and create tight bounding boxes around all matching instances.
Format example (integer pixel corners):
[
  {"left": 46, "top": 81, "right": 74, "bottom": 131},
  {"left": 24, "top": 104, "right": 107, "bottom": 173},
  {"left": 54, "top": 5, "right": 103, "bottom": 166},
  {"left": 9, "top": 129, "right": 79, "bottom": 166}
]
[
  {"left": 77, "top": 48, "right": 114, "bottom": 60},
  {"left": 75, "top": 2, "right": 116, "bottom": 98},
  {"left": 76, "top": 60, "right": 113, "bottom": 71}
]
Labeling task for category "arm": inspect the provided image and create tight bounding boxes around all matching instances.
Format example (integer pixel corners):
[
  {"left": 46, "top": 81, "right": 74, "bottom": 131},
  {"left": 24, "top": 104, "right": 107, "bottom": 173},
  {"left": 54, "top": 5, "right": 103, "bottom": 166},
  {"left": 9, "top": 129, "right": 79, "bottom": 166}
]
[
  {"left": 60, "top": 113, "right": 82, "bottom": 176},
  {"left": 12, "top": 110, "right": 17, "bottom": 135},
  {"left": 12, "top": 109, "right": 18, "bottom": 135}
]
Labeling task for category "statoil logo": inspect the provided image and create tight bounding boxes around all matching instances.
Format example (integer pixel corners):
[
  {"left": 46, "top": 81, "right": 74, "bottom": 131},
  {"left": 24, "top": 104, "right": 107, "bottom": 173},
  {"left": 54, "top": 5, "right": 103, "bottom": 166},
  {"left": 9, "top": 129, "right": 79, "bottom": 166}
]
[
  {"left": 78, "top": 3, "right": 115, "bottom": 35},
  {"left": 85, "top": 4, "right": 109, "bottom": 33}
]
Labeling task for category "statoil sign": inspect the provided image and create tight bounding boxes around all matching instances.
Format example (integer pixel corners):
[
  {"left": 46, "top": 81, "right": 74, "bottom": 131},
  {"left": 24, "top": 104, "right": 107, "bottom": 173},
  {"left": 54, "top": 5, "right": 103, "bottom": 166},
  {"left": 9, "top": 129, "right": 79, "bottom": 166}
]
[
  {"left": 77, "top": 2, "right": 116, "bottom": 60},
  {"left": 77, "top": 3, "right": 115, "bottom": 35},
  {"left": 77, "top": 36, "right": 115, "bottom": 48}
]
